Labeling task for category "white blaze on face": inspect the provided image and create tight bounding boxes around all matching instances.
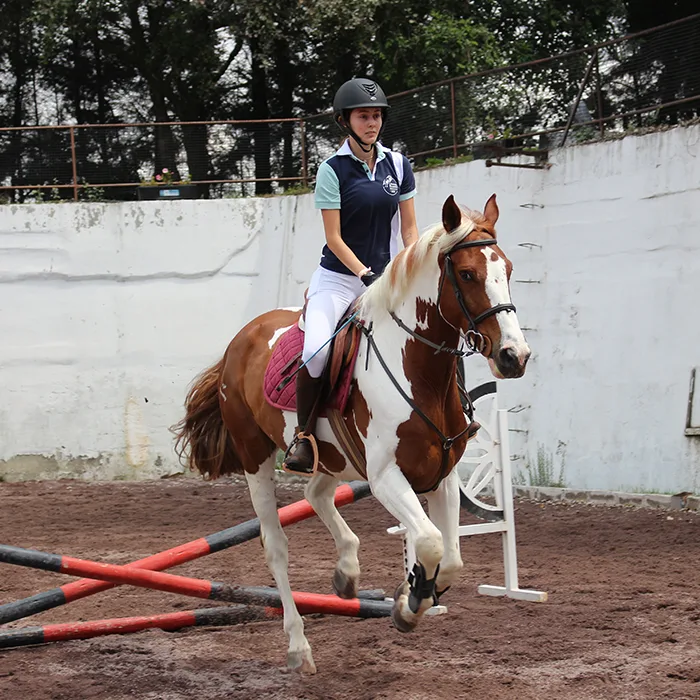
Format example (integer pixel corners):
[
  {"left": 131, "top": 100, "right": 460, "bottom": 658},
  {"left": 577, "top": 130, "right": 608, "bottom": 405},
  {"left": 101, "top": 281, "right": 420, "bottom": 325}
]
[{"left": 481, "top": 248, "right": 529, "bottom": 356}]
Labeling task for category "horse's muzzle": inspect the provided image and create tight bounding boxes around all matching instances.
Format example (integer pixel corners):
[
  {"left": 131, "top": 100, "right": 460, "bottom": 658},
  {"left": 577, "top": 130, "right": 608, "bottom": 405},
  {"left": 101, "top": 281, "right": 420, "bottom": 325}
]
[{"left": 490, "top": 344, "right": 530, "bottom": 379}]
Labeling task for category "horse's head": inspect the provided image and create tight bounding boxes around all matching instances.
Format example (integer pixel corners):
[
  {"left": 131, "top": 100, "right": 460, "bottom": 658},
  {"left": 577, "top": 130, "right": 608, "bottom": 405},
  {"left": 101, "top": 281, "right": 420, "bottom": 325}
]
[{"left": 439, "top": 194, "right": 530, "bottom": 379}]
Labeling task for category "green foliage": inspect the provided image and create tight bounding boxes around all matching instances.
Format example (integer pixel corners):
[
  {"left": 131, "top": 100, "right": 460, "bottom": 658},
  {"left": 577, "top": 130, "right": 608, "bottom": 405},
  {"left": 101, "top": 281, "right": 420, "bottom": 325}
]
[
  {"left": 2, "top": 1, "right": 695, "bottom": 198},
  {"left": 79, "top": 184, "right": 106, "bottom": 202},
  {"left": 278, "top": 182, "right": 314, "bottom": 196},
  {"left": 417, "top": 154, "right": 474, "bottom": 170},
  {"left": 374, "top": 9, "right": 502, "bottom": 91},
  {"left": 524, "top": 445, "right": 566, "bottom": 488}
]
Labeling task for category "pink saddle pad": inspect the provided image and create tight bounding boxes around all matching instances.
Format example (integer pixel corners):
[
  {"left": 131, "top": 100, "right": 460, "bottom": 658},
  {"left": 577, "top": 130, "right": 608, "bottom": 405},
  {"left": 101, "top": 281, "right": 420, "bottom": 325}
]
[{"left": 263, "top": 323, "right": 359, "bottom": 416}]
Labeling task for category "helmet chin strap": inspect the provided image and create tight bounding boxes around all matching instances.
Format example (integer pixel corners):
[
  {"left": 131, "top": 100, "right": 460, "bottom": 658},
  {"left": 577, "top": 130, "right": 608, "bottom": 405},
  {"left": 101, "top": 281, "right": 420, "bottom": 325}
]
[
  {"left": 338, "top": 115, "right": 376, "bottom": 153},
  {"left": 349, "top": 131, "right": 374, "bottom": 153}
]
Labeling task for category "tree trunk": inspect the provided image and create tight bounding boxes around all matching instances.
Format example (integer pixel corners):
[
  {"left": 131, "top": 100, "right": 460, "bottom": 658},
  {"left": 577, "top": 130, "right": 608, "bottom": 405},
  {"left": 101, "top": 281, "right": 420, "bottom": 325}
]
[
  {"left": 181, "top": 123, "right": 211, "bottom": 198},
  {"left": 250, "top": 37, "right": 272, "bottom": 195},
  {"left": 124, "top": 0, "right": 180, "bottom": 181},
  {"left": 8, "top": 4, "right": 28, "bottom": 201},
  {"left": 151, "top": 95, "right": 181, "bottom": 181},
  {"left": 274, "top": 39, "right": 296, "bottom": 187}
]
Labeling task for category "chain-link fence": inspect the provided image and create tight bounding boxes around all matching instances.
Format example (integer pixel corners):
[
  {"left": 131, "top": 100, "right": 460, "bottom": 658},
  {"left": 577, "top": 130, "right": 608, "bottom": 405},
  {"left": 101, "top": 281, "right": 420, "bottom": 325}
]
[
  {"left": 0, "top": 119, "right": 308, "bottom": 202},
  {"left": 1, "top": 13, "right": 699, "bottom": 203}
]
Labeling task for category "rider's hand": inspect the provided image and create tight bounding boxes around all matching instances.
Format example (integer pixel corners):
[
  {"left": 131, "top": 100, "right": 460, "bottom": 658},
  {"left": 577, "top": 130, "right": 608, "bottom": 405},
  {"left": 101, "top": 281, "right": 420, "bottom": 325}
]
[{"left": 361, "top": 271, "right": 377, "bottom": 287}]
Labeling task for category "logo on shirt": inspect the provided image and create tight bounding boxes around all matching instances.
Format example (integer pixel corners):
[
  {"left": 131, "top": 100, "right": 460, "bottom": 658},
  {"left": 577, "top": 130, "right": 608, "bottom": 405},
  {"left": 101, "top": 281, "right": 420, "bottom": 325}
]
[{"left": 382, "top": 175, "right": 399, "bottom": 196}]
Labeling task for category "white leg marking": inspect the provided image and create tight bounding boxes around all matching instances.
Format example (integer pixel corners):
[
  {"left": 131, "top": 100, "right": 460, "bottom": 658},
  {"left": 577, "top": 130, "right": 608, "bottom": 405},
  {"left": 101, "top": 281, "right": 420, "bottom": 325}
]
[
  {"left": 424, "top": 469, "right": 463, "bottom": 594},
  {"left": 244, "top": 456, "right": 316, "bottom": 673},
  {"left": 369, "top": 458, "right": 443, "bottom": 629},
  {"left": 305, "top": 472, "right": 360, "bottom": 598}
]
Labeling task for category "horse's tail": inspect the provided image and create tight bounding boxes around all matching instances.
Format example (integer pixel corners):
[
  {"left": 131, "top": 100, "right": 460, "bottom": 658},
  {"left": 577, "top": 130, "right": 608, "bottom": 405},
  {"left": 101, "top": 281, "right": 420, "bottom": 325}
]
[{"left": 171, "top": 355, "right": 243, "bottom": 479}]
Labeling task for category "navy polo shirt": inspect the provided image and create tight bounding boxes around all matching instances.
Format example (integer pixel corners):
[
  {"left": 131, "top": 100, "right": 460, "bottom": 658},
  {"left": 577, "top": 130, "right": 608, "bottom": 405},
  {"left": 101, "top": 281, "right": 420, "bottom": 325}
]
[{"left": 314, "top": 141, "right": 416, "bottom": 276}]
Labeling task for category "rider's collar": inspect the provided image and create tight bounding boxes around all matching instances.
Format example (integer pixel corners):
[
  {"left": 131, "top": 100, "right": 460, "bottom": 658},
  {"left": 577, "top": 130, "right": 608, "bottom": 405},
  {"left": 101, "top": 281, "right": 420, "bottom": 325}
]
[{"left": 336, "top": 139, "right": 388, "bottom": 164}]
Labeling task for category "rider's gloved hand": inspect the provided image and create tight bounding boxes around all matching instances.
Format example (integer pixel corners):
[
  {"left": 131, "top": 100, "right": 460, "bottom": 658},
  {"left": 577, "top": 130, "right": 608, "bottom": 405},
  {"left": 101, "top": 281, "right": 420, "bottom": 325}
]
[{"left": 361, "top": 271, "right": 377, "bottom": 287}]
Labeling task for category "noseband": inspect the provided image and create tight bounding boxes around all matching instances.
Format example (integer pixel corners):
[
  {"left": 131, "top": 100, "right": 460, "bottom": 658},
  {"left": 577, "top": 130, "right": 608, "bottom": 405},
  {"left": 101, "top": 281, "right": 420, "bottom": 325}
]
[{"left": 391, "top": 236, "right": 517, "bottom": 357}]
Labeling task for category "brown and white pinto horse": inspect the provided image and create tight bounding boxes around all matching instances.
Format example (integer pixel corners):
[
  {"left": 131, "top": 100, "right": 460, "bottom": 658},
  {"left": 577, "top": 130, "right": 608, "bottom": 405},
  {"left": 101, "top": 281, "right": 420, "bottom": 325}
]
[{"left": 172, "top": 194, "right": 530, "bottom": 673}]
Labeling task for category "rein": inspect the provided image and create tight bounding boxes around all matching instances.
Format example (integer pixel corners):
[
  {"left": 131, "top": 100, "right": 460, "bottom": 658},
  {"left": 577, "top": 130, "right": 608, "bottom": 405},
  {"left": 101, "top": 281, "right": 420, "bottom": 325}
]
[
  {"left": 360, "top": 235, "right": 517, "bottom": 493},
  {"left": 356, "top": 320, "right": 473, "bottom": 494}
]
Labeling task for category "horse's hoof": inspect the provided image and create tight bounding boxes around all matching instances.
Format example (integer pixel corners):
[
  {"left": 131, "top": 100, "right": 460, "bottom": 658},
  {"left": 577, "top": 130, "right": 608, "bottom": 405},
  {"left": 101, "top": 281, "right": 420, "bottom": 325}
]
[
  {"left": 390, "top": 582, "right": 418, "bottom": 633},
  {"left": 332, "top": 568, "right": 358, "bottom": 599},
  {"left": 391, "top": 598, "right": 418, "bottom": 634},
  {"left": 287, "top": 647, "right": 317, "bottom": 674}
]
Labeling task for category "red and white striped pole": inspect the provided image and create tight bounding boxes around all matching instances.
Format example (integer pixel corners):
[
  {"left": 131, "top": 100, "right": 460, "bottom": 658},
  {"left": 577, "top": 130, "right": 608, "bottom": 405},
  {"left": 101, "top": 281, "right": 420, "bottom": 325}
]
[{"left": 0, "top": 481, "right": 371, "bottom": 625}]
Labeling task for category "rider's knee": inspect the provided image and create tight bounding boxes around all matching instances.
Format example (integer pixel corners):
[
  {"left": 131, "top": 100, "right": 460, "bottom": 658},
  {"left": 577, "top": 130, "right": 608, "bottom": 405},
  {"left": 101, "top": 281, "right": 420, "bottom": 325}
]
[{"left": 302, "top": 349, "right": 328, "bottom": 379}]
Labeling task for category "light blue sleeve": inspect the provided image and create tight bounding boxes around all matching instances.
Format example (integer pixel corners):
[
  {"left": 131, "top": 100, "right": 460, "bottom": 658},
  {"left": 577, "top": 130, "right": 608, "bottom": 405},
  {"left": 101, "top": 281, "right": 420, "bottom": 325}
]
[{"left": 314, "top": 161, "right": 341, "bottom": 209}]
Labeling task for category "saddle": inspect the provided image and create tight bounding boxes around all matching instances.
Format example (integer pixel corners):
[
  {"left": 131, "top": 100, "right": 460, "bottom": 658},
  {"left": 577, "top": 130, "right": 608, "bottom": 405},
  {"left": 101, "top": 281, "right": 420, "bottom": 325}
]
[{"left": 263, "top": 304, "right": 368, "bottom": 477}]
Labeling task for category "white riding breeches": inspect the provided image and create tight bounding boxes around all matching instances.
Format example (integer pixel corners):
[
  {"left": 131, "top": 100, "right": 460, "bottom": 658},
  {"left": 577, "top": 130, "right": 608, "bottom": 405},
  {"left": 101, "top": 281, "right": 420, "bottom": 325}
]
[{"left": 302, "top": 266, "right": 366, "bottom": 378}]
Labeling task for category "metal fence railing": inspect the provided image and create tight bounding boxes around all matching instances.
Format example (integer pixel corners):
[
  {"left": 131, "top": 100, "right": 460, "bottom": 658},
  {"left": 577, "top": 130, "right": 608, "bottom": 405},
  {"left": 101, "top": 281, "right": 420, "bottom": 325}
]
[{"left": 1, "top": 13, "right": 699, "bottom": 202}]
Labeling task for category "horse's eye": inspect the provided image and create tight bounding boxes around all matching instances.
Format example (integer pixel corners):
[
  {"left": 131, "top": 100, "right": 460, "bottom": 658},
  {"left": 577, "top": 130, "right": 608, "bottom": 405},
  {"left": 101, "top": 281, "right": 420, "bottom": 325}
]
[{"left": 459, "top": 270, "right": 473, "bottom": 282}]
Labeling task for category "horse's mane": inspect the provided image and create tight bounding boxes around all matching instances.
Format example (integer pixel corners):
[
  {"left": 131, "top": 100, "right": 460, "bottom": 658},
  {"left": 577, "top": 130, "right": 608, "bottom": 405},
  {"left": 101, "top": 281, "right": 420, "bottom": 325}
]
[{"left": 358, "top": 208, "right": 488, "bottom": 318}]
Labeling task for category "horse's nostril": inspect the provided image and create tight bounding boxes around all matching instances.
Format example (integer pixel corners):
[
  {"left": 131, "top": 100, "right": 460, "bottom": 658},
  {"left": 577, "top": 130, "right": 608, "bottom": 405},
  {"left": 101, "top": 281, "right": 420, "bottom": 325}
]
[{"left": 499, "top": 347, "right": 519, "bottom": 368}]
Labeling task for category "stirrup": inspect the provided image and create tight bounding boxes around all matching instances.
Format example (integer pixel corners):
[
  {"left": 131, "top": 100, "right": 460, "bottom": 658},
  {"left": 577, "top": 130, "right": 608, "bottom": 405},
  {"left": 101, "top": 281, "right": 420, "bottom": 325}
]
[{"left": 281, "top": 431, "right": 319, "bottom": 476}]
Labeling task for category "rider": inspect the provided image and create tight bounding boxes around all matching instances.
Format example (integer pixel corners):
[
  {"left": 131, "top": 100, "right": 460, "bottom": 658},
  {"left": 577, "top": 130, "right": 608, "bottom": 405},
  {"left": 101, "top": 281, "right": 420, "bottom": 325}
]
[{"left": 282, "top": 77, "right": 419, "bottom": 474}]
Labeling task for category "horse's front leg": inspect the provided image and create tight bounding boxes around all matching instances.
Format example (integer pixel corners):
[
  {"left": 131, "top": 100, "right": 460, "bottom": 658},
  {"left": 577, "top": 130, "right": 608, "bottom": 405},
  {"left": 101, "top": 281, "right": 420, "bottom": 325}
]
[
  {"left": 304, "top": 471, "right": 361, "bottom": 599},
  {"left": 244, "top": 456, "right": 316, "bottom": 673},
  {"left": 368, "top": 459, "right": 444, "bottom": 633},
  {"left": 424, "top": 468, "right": 463, "bottom": 601}
]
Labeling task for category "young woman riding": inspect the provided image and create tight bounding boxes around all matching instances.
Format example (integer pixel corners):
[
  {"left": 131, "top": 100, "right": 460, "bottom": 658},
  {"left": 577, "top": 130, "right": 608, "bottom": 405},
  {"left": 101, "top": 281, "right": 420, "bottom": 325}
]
[
  {"left": 282, "top": 77, "right": 423, "bottom": 474},
  {"left": 284, "top": 78, "right": 477, "bottom": 474}
]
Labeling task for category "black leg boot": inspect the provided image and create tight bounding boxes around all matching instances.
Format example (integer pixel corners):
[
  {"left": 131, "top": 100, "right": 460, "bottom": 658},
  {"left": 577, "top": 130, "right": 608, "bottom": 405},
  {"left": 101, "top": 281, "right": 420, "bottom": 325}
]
[{"left": 282, "top": 366, "right": 326, "bottom": 475}]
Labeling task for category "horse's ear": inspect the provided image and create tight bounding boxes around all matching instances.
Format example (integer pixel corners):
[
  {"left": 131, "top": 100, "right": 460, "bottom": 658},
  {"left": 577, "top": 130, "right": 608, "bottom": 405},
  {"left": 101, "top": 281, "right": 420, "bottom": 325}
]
[
  {"left": 484, "top": 194, "right": 499, "bottom": 227},
  {"left": 442, "top": 195, "right": 462, "bottom": 233}
]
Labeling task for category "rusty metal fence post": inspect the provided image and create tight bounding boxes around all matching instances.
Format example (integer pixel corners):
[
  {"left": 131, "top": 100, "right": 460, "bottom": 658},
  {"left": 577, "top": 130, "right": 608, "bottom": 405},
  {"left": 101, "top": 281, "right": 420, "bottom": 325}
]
[
  {"left": 450, "top": 81, "right": 458, "bottom": 158},
  {"left": 594, "top": 48, "right": 605, "bottom": 138},
  {"left": 69, "top": 127, "right": 79, "bottom": 201},
  {"left": 299, "top": 118, "right": 308, "bottom": 188}
]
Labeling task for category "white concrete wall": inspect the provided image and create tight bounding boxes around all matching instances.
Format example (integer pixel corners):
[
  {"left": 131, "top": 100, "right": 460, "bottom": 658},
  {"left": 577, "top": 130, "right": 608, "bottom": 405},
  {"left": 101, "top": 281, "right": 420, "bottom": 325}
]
[{"left": 1, "top": 123, "right": 699, "bottom": 492}]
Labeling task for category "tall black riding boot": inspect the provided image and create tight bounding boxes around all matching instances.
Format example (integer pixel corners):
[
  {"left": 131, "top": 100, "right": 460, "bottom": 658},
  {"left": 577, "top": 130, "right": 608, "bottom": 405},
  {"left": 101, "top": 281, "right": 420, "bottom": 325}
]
[{"left": 282, "top": 366, "right": 325, "bottom": 475}]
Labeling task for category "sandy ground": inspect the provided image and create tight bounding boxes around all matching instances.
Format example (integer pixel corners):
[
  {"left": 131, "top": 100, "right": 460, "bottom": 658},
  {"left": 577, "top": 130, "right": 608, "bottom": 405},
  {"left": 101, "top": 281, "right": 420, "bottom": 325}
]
[{"left": 0, "top": 477, "right": 699, "bottom": 700}]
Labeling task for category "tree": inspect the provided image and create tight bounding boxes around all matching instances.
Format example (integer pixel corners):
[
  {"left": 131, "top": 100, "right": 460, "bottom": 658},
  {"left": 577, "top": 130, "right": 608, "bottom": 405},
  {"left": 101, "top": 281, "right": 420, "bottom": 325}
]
[
  {"left": 617, "top": 1, "right": 700, "bottom": 125},
  {"left": 8, "top": 0, "right": 685, "bottom": 198},
  {"left": 0, "top": 1, "right": 40, "bottom": 200}
]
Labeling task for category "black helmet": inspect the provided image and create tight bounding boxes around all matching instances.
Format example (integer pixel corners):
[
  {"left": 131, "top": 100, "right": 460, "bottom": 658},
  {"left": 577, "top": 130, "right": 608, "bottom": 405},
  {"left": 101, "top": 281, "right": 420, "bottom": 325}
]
[
  {"left": 332, "top": 78, "right": 389, "bottom": 151},
  {"left": 332, "top": 78, "right": 389, "bottom": 118}
]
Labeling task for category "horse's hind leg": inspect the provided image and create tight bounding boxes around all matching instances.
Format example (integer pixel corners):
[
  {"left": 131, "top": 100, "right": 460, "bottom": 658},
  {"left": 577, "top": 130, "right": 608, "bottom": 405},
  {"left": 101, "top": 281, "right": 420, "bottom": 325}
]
[
  {"left": 368, "top": 460, "right": 444, "bottom": 633},
  {"left": 304, "top": 472, "right": 360, "bottom": 599},
  {"left": 244, "top": 455, "right": 316, "bottom": 674},
  {"left": 424, "top": 469, "right": 463, "bottom": 600}
]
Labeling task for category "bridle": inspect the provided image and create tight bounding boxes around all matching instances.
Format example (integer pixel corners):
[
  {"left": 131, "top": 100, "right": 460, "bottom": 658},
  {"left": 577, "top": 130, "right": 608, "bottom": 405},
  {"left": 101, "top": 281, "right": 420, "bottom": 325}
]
[
  {"left": 356, "top": 234, "right": 517, "bottom": 493},
  {"left": 393, "top": 236, "right": 517, "bottom": 357},
  {"left": 439, "top": 237, "right": 517, "bottom": 354}
]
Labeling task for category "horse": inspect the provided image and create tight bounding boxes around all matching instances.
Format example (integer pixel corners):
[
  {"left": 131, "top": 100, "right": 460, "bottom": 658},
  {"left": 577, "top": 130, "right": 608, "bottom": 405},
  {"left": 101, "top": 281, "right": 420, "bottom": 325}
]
[{"left": 172, "top": 193, "right": 531, "bottom": 673}]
